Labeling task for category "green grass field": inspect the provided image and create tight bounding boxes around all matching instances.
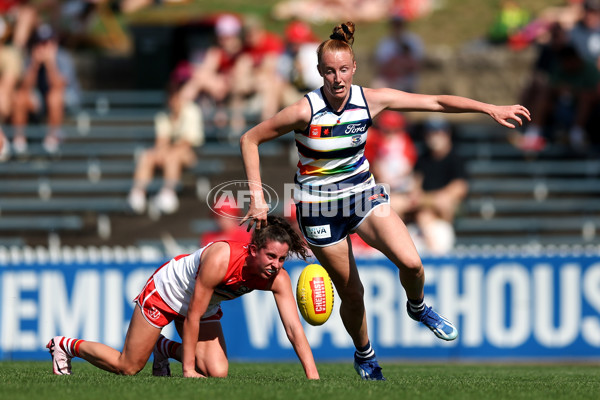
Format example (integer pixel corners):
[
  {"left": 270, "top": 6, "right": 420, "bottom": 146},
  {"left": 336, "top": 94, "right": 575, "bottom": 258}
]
[{"left": 1, "top": 361, "right": 598, "bottom": 400}]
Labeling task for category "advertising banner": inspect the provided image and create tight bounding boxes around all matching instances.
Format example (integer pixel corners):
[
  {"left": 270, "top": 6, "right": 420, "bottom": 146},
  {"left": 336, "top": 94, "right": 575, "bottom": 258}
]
[{"left": 1, "top": 254, "right": 599, "bottom": 361}]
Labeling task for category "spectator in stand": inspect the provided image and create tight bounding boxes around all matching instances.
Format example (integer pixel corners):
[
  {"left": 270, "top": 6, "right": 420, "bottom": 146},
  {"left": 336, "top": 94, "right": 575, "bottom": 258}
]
[
  {"left": 518, "top": 44, "right": 600, "bottom": 152},
  {"left": 410, "top": 117, "right": 468, "bottom": 255},
  {"left": 533, "top": 0, "right": 585, "bottom": 33},
  {"left": 227, "top": 15, "right": 285, "bottom": 137},
  {"left": 120, "top": 0, "right": 153, "bottom": 13},
  {"left": 488, "top": 0, "right": 531, "bottom": 45},
  {"left": 278, "top": 20, "right": 322, "bottom": 107},
  {"left": 199, "top": 201, "right": 252, "bottom": 246},
  {"left": 180, "top": 14, "right": 244, "bottom": 122},
  {"left": 40, "top": 1, "right": 121, "bottom": 51},
  {"left": 0, "top": 17, "right": 23, "bottom": 118},
  {"left": 371, "top": 14, "right": 424, "bottom": 93},
  {"left": 272, "top": 0, "right": 395, "bottom": 23},
  {"left": 0, "top": 0, "right": 37, "bottom": 51},
  {"left": 128, "top": 79, "right": 204, "bottom": 215},
  {"left": 120, "top": 0, "right": 191, "bottom": 14},
  {"left": 500, "top": 1, "right": 582, "bottom": 50},
  {"left": 392, "top": 0, "right": 437, "bottom": 21},
  {"left": 0, "top": 126, "right": 9, "bottom": 162},
  {"left": 569, "top": 0, "right": 600, "bottom": 68},
  {"left": 364, "top": 110, "right": 417, "bottom": 219},
  {"left": 0, "top": 17, "right": 23, "bottom": 161},
  {"left": 11, "top": 23, "right": 80, "bottom": 155},
  {"left": 519, "top": 22, "right": 570, "bottom": 114}
]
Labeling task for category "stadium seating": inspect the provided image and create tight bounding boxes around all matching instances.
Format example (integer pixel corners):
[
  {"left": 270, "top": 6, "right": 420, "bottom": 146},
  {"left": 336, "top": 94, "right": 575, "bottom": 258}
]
[
  {"left": 0, "top": 90, "right": 231, "bottom": 246},
  {"left": 0, "top": 87, "right": 293, "bottom": 252},
  {"left": 453, "top": 122, "right": 600, "bottom": 246},
  {"left": 0, "top": 215, "right": 83, "bottom": 231}
]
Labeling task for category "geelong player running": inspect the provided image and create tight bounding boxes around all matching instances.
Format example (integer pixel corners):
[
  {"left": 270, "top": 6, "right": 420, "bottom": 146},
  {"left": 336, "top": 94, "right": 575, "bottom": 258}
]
[{"left": 240, "top": 21, "right": 530, "bottom": 380}]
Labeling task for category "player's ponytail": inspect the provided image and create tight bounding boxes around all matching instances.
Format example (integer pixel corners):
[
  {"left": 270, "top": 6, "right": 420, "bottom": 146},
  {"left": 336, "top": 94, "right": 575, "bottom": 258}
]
[{"left": 251, "top": 215, "right": 309, "bottom": 260}]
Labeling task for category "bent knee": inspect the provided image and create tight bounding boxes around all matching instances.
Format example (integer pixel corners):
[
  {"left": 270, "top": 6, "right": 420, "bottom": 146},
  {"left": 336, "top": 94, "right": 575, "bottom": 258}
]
[
  {"left": 337, "top": 283, "right": 364, "bottom": 304},
  {"left": 338, "top": 287, "right": 366, "bottom": 314},
  {"left": 13, "top": 90, "right": 30, "bottom": 107},
  {"left": 119, "top": 365, "right": 144, "bottom": 376},
  {"left": 139, "top": 150, "right": 163, "bottom": 166},
  {"left": 208, "top": 364, "right": 228, "bottom": 378},
  {"left": 117, "top": 361, "right": 146, "bottom": 376},
  {"left": 46, "top": 88, "right": 64, "bottom": 103},
  {"left": 204, "top": 360, "right": 228, "bottom": 378},
  {"left": 401, "top": 258, "right": 424, "bottom": 278}
]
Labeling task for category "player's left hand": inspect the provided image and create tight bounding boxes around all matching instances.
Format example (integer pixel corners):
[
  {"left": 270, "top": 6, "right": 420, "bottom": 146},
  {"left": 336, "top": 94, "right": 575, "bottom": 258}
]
[{"left": 489, "top": 104, "right": 531, "bottom": 128}]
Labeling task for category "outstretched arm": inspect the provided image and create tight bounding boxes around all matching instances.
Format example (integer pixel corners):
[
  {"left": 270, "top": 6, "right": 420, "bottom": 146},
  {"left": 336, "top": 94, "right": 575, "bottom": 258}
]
[
  {"left": 240, "top": 97, "right": 311, "bottom": 231},
  {"left": 364, "top": 88, "right": 531, "bottom": 128},
  {"left": 271, "top": 270, "right": 319, "bottom": 379}
]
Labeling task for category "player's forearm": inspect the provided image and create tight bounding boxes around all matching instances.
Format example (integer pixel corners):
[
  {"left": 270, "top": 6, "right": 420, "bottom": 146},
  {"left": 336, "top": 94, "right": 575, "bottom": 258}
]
[
  {"left": 181, "top": 317, "right": 200, "bottom": 374},
  {"left": 301, "top": 356, "right": 320, "bottom": 379},
  {"left": 240, "top": 132, "right": 265, "bottom": 202},
  {"left": 434, "top": 95, "right": 494, "bottom": 115},
  {"left": 287, "top": 325, "right": 319, "bottom": 379},
  {"left": 295, "top": 342, "right": 320, "bottom": 379}
]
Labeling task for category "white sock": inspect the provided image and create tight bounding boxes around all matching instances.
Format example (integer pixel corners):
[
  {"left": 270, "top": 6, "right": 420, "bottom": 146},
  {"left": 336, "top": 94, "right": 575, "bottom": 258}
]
[
  {"left": 355, "top": 341, "right": 375, "bottom": 360},
  {"left": 408, "top": 298, "right": 425, "bottom": 314}
]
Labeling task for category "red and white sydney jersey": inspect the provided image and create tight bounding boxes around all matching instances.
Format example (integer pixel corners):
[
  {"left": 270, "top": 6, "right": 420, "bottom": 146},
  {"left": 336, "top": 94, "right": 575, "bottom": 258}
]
[{"left": 152, "top": 241, "right": 273, "bottom": 316}]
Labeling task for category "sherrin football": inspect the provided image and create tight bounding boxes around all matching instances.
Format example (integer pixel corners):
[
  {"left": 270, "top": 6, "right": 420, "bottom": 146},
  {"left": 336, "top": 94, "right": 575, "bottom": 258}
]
[{"left": 296, "top": 263, "right": 334, "bottom": 326}]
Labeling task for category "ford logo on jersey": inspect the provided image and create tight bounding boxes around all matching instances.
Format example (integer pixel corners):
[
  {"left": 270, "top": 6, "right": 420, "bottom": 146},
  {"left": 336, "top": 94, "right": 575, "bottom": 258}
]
[{"left": 344, "top": 123, "right": 367, "bottom": 135}]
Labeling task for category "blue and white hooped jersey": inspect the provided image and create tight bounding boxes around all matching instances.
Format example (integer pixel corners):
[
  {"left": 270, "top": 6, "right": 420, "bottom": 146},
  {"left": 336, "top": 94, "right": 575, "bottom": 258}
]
[{"left": 294, "top": 85, "right": 374, "bottom": 203}]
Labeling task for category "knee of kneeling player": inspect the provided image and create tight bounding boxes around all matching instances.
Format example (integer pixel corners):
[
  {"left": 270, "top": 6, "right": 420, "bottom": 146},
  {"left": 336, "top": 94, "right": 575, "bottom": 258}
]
[
  {"left": 118, "top": 362, "right": 145, "bottom": 376},
  {"left": 206, "top": 360, "right": 229, "bottom": 378}
]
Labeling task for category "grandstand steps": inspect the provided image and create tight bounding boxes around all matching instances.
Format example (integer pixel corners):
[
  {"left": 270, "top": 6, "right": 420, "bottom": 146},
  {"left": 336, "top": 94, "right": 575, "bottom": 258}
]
[
  {"left": 0, "top": 89, "right": 292, "bottom": 248},
  {"left": 0, "top": 140, "right": 293, "bottom": 249},
  {"left": 452, "top": 121, "right": 600, "bottom": 246}
]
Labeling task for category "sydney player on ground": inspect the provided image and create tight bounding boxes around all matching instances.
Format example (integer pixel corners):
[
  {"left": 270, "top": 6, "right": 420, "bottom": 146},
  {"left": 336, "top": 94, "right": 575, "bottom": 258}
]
[
  {"left": 240, "top": 21, "right": 530, "bottom": 380},
  {"left": 47, "top": 216, "right": 319, "bottom": 379}
]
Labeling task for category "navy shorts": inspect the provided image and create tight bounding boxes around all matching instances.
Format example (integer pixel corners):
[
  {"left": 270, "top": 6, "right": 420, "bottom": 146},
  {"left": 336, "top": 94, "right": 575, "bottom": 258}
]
[{"left": 296, "top": 184, "right": 390, "bottom": 247}]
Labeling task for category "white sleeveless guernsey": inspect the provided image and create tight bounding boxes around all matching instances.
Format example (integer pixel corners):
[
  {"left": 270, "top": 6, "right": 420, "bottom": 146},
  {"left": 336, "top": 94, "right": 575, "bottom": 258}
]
[{"left": 294, "top": 85, "right": 375, "bottom": 203}]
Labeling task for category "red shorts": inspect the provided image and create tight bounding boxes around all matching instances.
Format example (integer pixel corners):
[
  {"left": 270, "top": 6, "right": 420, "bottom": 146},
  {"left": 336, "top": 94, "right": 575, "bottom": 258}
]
[{"left": 134, "top": 277, "right": 223, "bottom": 328}]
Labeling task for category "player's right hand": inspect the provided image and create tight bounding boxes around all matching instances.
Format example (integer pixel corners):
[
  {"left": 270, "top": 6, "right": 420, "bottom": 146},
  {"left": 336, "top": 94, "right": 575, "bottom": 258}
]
[
  {"left": 241, "top": 199, "right": 269, "bottom": 232},
  {"left": 183, "top": 369, "right": 206, "bottom": 378}
]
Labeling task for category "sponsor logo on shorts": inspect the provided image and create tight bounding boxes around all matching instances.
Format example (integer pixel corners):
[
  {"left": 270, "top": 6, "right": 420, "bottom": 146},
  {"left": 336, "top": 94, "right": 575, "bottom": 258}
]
[{"left": 305, "top": 224, "right": 331, "bottom": 239}]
